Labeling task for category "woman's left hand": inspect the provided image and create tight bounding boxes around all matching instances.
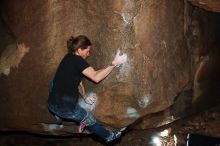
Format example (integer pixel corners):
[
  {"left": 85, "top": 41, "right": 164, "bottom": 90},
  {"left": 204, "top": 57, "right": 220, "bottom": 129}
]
[{"left": 85, "top": 94, "right": 96, "bottom": 105}]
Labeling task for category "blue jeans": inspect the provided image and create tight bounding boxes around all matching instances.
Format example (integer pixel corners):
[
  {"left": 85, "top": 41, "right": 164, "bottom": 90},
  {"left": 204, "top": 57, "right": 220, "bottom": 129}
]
[{"left": 48, "top": 95, "right": 110, "bottom": 139}]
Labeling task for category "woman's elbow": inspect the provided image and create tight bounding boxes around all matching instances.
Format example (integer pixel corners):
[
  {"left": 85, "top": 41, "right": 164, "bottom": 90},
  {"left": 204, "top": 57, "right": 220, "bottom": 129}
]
[{"left": 93, "top": 77, "right": 102, "bottom": 83}]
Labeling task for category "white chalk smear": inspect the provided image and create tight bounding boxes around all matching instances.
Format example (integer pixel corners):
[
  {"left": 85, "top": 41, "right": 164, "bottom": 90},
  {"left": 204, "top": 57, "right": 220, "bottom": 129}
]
[
  {"left": 41, "top": 123, "right": 63, "bottom": 132},
  {"left": 116, "top": 53, "right": 131, "bottom": 81},
  {"left": 138, "top": 95, "right": 151, "bottom": 108},
  {"left": 78, "top": 92, "right": 98, "bottom": 111},
  {"left": 127, "top": 107, "right": 140, "bottom": 118}
]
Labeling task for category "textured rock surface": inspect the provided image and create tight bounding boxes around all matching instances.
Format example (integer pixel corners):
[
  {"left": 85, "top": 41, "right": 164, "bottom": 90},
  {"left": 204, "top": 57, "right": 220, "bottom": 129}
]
[
  {"left": 189, "top": 0, "right": 220, "bottom": 12},
  {"left": 0, "top": 0, "right": 220, "bottom": 139},
  {"left": 92, "top": 0, "right": 189, "bottom": 128}
]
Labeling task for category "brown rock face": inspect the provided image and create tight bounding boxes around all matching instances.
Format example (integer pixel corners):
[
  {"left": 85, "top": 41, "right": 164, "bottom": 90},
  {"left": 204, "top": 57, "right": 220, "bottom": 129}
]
[
  {"left": 0, "top": 0, "right": 220, "bottom": 138},
  {"left": 92, "top": 0, "right": 189, "bottom": 128}
]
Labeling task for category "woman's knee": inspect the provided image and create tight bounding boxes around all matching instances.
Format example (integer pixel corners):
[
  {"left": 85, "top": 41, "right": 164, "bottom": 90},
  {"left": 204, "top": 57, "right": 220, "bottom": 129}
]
[{"left": 85, "top": 112, "right": 96, "bottom": 126}]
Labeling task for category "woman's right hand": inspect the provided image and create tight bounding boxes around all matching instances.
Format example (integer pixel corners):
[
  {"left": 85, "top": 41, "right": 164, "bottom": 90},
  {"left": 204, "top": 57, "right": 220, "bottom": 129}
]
[{"left": 112, "top": 50, "right": 127, "bottom": 67}]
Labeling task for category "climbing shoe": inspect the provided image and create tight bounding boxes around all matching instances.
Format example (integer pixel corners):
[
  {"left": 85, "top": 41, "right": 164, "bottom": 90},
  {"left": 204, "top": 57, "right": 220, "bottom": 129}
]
[{"left": 106, "top": 127, "right": 126, "bottom": 143}]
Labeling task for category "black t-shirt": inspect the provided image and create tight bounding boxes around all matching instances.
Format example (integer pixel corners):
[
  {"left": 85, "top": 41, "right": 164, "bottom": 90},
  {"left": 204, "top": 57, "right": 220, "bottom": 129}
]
[{"left": 49, "top": 53, "right": 90, "bottom": 110}]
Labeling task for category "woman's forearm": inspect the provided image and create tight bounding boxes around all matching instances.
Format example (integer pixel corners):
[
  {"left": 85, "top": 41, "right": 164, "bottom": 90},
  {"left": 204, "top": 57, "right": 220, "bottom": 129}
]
[
  {"left": 82, "top": 65, "right": 115, "bottom": 83},
  {"left": 94, "top": 65, "right": 115, "bottom": 82}
]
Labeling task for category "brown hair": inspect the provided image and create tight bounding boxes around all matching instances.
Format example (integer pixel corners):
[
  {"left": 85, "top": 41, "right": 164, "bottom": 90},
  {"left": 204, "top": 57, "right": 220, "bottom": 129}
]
[{"left": 67, "top": 35, "right": 92, "bottom": 53}]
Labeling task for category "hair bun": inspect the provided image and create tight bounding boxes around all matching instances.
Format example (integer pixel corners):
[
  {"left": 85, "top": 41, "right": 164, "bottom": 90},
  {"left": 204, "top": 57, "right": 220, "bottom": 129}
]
[
  {"left": 70, "top": 36, "right": 74, "bottom": 40},
  {"left": 67, "top": 36, "right": 75, "bottom": 49}
]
